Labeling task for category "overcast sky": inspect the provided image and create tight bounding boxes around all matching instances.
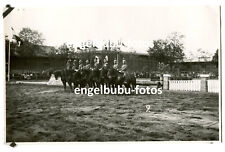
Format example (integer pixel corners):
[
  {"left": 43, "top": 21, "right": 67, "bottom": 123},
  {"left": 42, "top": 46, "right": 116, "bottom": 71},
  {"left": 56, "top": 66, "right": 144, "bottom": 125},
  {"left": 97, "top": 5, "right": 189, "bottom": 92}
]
[{"left": 4, "top": 6, "right": 220, "bottom": 55}]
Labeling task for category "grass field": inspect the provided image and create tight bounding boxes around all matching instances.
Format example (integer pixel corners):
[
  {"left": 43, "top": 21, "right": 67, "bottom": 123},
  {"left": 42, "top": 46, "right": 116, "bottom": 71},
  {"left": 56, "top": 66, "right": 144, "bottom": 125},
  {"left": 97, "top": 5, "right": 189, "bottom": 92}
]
[{"left": 6, "top": 84, "right": 219, "bottom": 142}]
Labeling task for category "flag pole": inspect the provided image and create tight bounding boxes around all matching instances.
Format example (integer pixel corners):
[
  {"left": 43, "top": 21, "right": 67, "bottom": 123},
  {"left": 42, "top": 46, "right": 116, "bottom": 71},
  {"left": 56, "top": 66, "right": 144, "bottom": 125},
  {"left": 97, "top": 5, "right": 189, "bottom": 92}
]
[
  {"left": 7, "top": 27, "right": 14, "bottom": 82},
  {"left": 117, "top": 40, "right": 120, "bottom": 63},
  {"left": 8, "top": 40, "right": 10, "bottom": 81},
  {"left": 117, "top": 50, "right": 119, "bottom": 63}
]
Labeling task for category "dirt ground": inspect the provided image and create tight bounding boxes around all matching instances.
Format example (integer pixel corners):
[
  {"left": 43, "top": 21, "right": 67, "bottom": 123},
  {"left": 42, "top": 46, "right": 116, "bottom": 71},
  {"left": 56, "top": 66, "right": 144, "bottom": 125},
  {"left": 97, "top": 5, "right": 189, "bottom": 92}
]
[{"left": 6, "top": 84, "right": 219, "bottom": 142}]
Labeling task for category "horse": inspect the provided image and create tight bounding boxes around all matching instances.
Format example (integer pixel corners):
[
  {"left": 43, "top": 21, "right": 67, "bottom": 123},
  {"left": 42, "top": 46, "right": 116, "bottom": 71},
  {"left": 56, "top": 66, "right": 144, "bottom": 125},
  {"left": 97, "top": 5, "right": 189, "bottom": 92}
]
[
  {"left": 53, "top": 69, "right": 73, "bottom": 92},
  {"left": 79, "top": 68, "right": 93, "bottom": 87},
  {"left": 71, "top": 70, "right": 83, "bottom": 89},
  {"left": 72, "top": 68, "right": 101, "bottom": 88},
  {"left": 107, "top": 68, "right": 119, "bottom": 88},
  {"left": 99, "top": 67, "right": 109, "bottom": 87},
  {"left": 107, "top": 69, "right": 136, "bottom": 90},
  {"left": 42, "top": 68, "right": 54, "bottom": 79},
  {"left": 89, "top": 68, "right": 101, "bottom": 88},
  {"left": 123, "top": 72, "right": 136, "bottom": 90}
]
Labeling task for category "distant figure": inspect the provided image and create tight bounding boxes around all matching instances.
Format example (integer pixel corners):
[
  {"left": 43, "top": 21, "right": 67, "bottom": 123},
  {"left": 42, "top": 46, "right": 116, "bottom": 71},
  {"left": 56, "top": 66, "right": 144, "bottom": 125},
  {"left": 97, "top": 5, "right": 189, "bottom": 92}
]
[
  {"left": 66, "top": 59, "right": 72, "bottom": 71},
  {"left": 102, "top": 56, "right": 109, "bottom": 69},
  {"left": 94, "top": 57, "right": 100, "bottom": 70},
  {"left": 72, "top": 59, "right": 78, "bottom": 72},
  {"left": 83, "top": 60, "right": 91, "bottom": 70},
  {"left": 78, "top": 60, "right": 83, "bottom": 70},
  {"left": 119, "top": 58, "right": 128, "bottom": 73},
  {"left": 113, "top": 59, "right": 119, "bottom": 71}
]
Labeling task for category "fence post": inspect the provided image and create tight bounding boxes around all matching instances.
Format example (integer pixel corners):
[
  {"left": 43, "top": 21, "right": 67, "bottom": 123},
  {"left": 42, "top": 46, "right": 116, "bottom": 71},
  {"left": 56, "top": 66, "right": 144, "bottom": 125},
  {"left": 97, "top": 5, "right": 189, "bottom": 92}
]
[
  {"left": 200, "top": 74, "right": 209, "bottom": 92},
  {"left": 163, "top": 74, "right": 171, "bottom": 90},
  {"left": 160, "top": 74, "right": 163, "bottom": 85}
]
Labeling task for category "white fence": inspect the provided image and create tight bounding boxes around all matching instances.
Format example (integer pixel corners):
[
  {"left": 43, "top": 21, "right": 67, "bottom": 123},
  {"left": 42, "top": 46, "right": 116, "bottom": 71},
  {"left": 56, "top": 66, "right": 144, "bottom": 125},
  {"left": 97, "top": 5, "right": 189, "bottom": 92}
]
[
  {"left": 207, "top": 80, "right": 219, "bottom": 93},
  {"left": 169, "top": 80, "right": 201, "bottom": 91}
]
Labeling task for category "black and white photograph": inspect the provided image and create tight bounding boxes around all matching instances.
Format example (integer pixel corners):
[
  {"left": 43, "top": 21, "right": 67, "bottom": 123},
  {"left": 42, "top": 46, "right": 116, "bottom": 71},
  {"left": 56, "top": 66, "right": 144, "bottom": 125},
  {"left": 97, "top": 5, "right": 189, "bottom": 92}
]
[{"left": 2, "top": 1, "right": 221, "bottom": 144}]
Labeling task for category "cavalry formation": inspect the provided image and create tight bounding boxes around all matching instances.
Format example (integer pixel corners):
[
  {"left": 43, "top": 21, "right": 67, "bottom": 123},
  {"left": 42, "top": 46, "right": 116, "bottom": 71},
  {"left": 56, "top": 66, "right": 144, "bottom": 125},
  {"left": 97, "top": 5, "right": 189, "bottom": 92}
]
[{"left": 53, "top": 56, "right": 136, "bottom": 91}]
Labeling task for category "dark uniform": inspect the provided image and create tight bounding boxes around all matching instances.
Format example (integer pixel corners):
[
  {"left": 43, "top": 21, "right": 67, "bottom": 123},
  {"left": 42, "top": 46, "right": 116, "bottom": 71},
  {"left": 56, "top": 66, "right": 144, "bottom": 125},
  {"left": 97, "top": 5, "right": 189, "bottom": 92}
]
[
  {"left": 119, "top": 58, "right": 128, "bottom": 76},
  {"left": 113, "top": 59, "right": 119, "bottom": 70},
  {"left": 66, "top": 59, "right": 72, "bottom": 71},
  {"left": 120, "top": 63, "right": 127, "bottom": 72},
  {"left": 94, "top": 58, "right": 100, "bottom": 70},
  {"left": 103, "top": 61, "right": 109, "bottom": 69},
  {"left": 83, "top": 60, "right": 91, "bottom": 70},
  {"left": 72, "top": 60, "right": 78, "bottom": 72},
  {"left": 78, "top": 60, "right": 83, "bottom": 70}
]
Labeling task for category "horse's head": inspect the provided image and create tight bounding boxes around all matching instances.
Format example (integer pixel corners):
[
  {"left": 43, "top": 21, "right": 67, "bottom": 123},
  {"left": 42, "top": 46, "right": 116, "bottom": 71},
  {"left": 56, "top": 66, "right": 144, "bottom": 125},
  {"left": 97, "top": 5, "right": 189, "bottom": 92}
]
[
  {"left": 53, "top": 70, "right": 61, "bottom": 80},
  {"left": 107, "top": 68, "right": 117, "bottom": 79},
  {"left": 48, "top": 68, "right": 54, "bottom": 76},
  {"left": 42, "top": 68, "right": 54, "bottom": 78}
]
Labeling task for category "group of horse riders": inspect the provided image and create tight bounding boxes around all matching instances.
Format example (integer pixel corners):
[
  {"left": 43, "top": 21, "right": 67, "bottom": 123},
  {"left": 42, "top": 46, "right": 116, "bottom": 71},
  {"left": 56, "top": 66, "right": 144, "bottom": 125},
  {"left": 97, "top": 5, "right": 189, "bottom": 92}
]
[
  {"left": 65, "top": 56, "right": 128, "bottom": 76},
  {"left": 52, "top": 56, "right": 136, "bottom": 91}
]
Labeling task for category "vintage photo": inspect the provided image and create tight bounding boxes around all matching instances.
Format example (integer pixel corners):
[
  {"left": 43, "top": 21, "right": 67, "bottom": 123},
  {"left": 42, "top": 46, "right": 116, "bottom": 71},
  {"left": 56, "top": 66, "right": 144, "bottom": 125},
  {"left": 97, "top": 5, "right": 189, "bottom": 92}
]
[{"left": 4, "top": 5, "right": 220, "bottom": 142}]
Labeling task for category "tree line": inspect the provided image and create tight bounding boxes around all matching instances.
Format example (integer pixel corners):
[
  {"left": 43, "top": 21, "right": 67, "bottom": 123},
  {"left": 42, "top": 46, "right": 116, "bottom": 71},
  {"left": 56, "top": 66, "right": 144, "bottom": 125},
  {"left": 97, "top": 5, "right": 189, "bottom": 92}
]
[{"left": 6, "top": 27, "right": 219, "bottom": 73}]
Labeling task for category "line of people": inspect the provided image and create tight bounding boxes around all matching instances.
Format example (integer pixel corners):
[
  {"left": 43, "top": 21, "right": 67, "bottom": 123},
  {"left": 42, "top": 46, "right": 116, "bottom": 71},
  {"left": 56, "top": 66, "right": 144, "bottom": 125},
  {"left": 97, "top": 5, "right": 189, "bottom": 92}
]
[{"left": 65, "top": 56, "right": 128, "bottom": 74}]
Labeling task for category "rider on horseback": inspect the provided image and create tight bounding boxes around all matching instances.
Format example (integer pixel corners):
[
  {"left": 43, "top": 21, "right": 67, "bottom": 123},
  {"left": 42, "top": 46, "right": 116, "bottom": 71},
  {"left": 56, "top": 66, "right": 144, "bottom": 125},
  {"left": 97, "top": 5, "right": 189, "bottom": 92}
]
[
  {"left": 83, "top": 60, "right": 91, "bottom": 70},
  {"left": 113, "top": 59, "right": 119, "bottom": 71},
  {"left": 103, "top": 56, "right": 109, "bottom": 70},
  {"left": 78, "top": 60, "right": 83, "bottom": 70},
  {"left": 119, "top": 58, "right": 128, "bottom": 77},
  {"left": 66, "top": 59, "right": 73, "bottom": 71},
  {"left": 72, "top": 59, "right": 79, "bottom": 72},
  {"left": 93, "top": 57, "right": 100, "bottom": 70}
]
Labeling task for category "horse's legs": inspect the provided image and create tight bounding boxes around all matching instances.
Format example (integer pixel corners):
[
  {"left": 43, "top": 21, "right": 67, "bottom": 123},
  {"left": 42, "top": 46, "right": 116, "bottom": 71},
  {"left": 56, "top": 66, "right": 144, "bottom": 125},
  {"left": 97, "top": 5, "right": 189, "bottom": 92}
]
[
  {"left": 62, "top": 81, "right": 66, "bottom": 91},
  {"left": 89, "top": 80, "right": 93, "bottom": 88},
  {"left": 96, "top": 80, "right": 100, "bottom": 88},
  {"left": 124, "top": 83, "right": 130, "bottom": 89},
  {"left": 132, "top": 81, "right": 136, "bottom": 90},
  {"left": 95, "top": 79, "right": 99, "bottom": 88},
  {"left": 111, "top": 82, "right": 116, "bottom": 92},
  {"left": 97, "top": 82, "right": 100, "bottom": 88},
  {"left": 74, "top": 81, "right": 79, "bottom": 90},
  {"left": 100, "top": 78, "right": 103, "bottom": 88},
  {"left": 93, "top": 81, "right": 96, "bottom": 88},
  {"left": 73, "top": 82, "right": 76, "bottom": 90},
  {"left": 80, "top": 81, "right": 85, "bottom": 88},
  {"left": 109, "top": 79, "right": 115, "bottom": 90},
  {"left": 106, "top": 79, "right": 109, "bottom": 88},
  {"left": 68, "top": 81, "right": 73, "bottom": 92}
]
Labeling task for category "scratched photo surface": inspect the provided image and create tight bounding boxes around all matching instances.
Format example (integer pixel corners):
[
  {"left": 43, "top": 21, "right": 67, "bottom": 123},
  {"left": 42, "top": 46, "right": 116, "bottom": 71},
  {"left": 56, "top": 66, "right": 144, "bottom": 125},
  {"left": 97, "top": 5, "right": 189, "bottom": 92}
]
[{"left": 4, "top": 6, "right": 220, "bottom": 142}]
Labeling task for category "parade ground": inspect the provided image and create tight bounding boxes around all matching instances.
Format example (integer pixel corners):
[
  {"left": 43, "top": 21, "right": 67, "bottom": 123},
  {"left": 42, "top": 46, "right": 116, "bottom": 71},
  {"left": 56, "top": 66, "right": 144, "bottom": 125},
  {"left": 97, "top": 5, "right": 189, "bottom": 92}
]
[{"left": 6, "top": 84, "right": 219, "bottom": 141}]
